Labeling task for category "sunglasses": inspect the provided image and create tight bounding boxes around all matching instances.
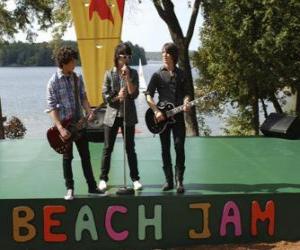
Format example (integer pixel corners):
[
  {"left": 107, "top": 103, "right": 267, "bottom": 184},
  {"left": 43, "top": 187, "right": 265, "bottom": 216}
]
[{"left": 119, "top": 54, "right": 132, "bottom": 59}]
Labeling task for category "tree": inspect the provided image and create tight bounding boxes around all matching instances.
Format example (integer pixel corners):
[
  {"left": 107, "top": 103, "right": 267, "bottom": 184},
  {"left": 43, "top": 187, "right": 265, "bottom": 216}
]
[
  {"left": 0, "top": 41, "right": 146, "bottom": 66},
  {"left": 0, "top": 0, "right": 69, "bottom": 42},
  {"left": 193, "top": 0, "right": 300, "bottom": 135},
  {"left": 4, "top": 116, "right": 27, "bottom": 139},
  {"left": 124, "top": 41, "right": 147, "bottom": 66}
]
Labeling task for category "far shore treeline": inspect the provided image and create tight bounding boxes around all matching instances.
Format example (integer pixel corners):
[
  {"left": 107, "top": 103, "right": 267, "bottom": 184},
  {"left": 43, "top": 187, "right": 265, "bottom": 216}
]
[{"left": 0, "top": 40, "right": 147, "bottom": 67}]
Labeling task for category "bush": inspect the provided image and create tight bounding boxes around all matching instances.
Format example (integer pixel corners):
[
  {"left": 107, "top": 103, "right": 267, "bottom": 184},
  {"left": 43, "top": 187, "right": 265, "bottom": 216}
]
[{"left": 4, "top": 116, "right": 26, "bottom": 139}]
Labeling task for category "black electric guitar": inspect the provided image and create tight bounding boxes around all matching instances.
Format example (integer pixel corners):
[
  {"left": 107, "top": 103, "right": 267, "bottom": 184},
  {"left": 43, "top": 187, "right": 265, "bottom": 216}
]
[{"left": 145, "top": 91, "right": 217, "bottom": 134}]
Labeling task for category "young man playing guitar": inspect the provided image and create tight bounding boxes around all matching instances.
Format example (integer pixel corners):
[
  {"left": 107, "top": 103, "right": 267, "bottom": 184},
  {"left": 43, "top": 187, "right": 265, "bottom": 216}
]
[
  {"left": 145, "top": 42, "right": 192, "bottom": 193},
  {"left": 46, "top": 47, "right": 104, "bottom": 200}
]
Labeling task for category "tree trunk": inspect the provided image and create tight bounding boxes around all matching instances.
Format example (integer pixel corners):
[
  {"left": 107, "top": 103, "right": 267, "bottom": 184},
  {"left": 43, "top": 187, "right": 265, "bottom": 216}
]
[
  {"left": 295, "top": 86, "right": 300, "bottom": 115},
  {"left": 252, "top": 87, "right": 259, "bottom": 135},
  {"left": 177, "top": 45, "right": 199, "bottom": 136},
  {"left": 0, "top": 98, "right": 6, "bottom": 139}
]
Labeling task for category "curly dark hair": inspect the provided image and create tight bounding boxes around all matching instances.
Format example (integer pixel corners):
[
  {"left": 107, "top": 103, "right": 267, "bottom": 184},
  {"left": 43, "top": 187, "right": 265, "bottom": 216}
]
[{"left": 55, "top": 46, "right": 78, "bottom": 68}]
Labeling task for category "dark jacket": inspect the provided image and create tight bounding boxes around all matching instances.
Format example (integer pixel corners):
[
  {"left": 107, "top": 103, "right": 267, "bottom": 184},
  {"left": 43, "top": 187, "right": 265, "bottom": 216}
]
[
  {"left": 102, "top": 67, "right": 139, "bottom": 127},
  {"left": 147, "top": 66, "right": 192, "bottom": 106}
]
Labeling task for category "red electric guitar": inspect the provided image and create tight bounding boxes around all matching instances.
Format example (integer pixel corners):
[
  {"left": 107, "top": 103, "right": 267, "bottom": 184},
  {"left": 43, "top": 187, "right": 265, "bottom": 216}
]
[{"left": 47, "top": 107, "right": 103, "bottom": 154}]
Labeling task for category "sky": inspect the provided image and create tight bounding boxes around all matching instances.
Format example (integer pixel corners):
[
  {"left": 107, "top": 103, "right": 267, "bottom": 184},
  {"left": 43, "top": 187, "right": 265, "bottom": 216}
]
[{"left": 10, "top": 0, "right": 203, "bottom": 52}]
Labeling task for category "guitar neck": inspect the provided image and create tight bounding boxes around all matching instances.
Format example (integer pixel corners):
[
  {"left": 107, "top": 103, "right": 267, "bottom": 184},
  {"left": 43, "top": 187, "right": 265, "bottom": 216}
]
[
  {"left": 165, "top": 99, "right": 199, "bottom": 118},
  {"left": 75, "top": 105, "right": 104, "bottom": 130}
]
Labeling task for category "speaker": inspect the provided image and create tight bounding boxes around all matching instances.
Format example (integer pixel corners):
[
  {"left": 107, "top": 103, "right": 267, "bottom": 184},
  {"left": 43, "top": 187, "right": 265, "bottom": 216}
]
[
  {"left": 260, "top": 113, "right": 300, "bottom": 139},
  {"left": 86, "top": 107, "right": 106, "bottom": 143}
]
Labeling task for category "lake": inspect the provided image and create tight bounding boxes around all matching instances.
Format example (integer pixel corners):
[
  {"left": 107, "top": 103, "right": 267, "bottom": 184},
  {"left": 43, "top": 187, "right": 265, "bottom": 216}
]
[{"left": 0, "top": 64, "right": 222, "bottom": 138}]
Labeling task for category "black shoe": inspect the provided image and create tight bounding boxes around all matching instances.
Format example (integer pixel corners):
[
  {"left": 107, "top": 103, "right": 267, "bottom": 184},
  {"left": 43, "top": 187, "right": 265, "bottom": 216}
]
[
  {"left": 88, "top": 188, "right": 106, "bottom": 196},
  {"left": 162, "top": 182, "right": 174, "bottom": 191}
]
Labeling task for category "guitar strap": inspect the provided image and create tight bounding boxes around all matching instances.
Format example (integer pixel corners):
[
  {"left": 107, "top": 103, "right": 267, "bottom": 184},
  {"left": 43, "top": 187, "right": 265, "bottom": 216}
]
[
  {"left": 70, "top": 73, "right": 85, "bottom": 140},
  {"left": 72, "top": 73, "right": 81, "bottom": 122}
]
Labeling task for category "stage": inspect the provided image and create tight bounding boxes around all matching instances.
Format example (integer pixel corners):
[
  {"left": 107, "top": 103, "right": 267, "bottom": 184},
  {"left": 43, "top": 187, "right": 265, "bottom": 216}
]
[{"left": 1, "top": 136, "right": 300, "bottom": 249}]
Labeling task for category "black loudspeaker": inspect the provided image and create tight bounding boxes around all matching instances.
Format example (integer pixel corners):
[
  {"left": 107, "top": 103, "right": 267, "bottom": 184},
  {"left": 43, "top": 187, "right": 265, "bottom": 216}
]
[
  {"left": 260, "top": 113, "right": 300, "bottom": 139},
  {"left": 86, "top": 107, "right": 106, "bottom": 143}
]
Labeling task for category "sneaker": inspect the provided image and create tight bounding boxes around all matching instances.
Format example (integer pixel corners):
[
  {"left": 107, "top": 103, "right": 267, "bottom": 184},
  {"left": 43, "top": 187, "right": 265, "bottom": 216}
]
[
  {"left": 64, "top": 189, "right": 74, "bottom": 200},
  {"left": 162, "top": 181, "right": 174, "bottom": 191},
  {"left": 98, "top": 180, "right": 107, "bottom": 191},
  {"left": 88, "top": 187, "right": 106, "bottom": 196},
  {"left": 133, "top": 180, "right": 143, "bottom": 190}
]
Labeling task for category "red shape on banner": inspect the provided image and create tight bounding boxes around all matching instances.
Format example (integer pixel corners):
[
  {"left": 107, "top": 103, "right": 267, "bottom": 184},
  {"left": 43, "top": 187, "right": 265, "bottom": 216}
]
[
  {"left": 89, "top": 0, "right": 114, "bottom": 24},
  {"left": 116, "top": 0, "right": 125, "bottom": 18}
]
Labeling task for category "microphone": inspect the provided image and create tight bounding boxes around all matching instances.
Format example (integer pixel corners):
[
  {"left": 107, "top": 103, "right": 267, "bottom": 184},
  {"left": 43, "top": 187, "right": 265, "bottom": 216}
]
[
  {"left": 121, "top": 64, "right": 127, "bottom": 77},
  {"left": 120, "top": 65, "right": 127, "bottom": 88},
  {"left": 120, "top": 63, "right": 129, "bottom": 89}
]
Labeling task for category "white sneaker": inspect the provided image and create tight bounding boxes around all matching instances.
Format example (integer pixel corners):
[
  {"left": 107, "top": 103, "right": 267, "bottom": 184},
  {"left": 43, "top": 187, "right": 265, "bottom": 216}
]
[
  {"left": 133, "top": 180, "right": 143, "bottom": 190},
  {"left": 64, "top": 189, "right": 74, "bottom": 200},
  {"left": 98, "top": 180, "right": 107, "bottom": 191}
]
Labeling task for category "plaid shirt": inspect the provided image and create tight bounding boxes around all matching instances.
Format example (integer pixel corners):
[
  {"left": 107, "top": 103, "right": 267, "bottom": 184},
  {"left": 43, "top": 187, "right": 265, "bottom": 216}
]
[{"left": 46, "top": 69, "right": 86, "bottom": 121}]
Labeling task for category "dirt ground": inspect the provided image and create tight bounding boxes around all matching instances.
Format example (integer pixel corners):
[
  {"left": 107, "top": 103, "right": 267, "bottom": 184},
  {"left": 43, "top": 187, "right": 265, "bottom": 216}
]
[{"left": 169, "top": 241, "right": 300, "bottom": 250}]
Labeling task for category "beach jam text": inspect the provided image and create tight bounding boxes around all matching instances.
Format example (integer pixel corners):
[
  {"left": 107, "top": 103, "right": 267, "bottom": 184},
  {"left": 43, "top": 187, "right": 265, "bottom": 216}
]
[{"left": 10, "top": 200, "right": 274, "bottom": 243}]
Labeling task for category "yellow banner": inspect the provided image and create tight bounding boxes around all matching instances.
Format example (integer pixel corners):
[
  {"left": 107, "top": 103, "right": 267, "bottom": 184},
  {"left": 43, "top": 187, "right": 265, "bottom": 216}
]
[{"left": 69, "top": 0, "right": 125, "bottom": 106}]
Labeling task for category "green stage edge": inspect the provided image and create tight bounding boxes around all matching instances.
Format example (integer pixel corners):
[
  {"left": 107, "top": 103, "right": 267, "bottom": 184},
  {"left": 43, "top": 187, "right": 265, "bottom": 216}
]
[{"left": 1, "top": 136, "right": 300, "bottom": 249}]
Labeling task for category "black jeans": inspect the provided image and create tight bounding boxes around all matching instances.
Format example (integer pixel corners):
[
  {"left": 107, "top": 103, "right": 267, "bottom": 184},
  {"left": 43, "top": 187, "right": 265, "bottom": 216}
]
[
  {"left": 159, "top": 120, "right": 186, "bottom": 180},
  {"left": 100, "top": 117, "right": 139, "bottom": 182},
  {"left": 62, "top": 133, "right": 97, "bottom": 190}
]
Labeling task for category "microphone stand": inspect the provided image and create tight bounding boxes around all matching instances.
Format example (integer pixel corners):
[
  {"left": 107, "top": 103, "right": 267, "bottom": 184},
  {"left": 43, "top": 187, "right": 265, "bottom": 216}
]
[{"left": 116, "top": 68, "right": 134, "bottom": 195}]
